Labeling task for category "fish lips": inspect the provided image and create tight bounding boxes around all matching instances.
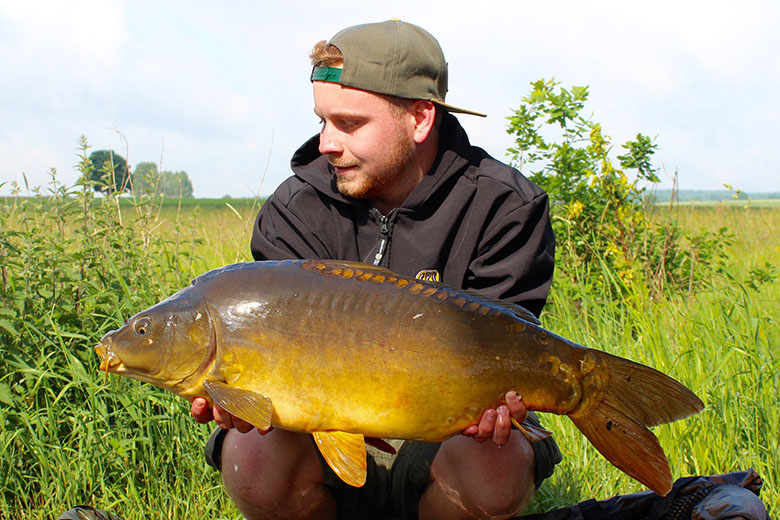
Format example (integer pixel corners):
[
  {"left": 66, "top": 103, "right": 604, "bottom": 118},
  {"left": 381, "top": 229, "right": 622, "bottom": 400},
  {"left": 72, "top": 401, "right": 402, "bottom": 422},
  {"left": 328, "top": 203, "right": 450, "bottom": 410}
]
[{"left": 94, "top": 342, "right": 123, "bottom": 373}]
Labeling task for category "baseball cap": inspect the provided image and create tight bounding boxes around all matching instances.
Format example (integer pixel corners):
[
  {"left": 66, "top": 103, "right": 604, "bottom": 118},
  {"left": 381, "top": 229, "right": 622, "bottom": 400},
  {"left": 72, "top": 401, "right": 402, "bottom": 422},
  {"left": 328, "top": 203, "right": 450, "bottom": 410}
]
[{"left": 311, "top": 19, "right": 486, "bottom": 117}]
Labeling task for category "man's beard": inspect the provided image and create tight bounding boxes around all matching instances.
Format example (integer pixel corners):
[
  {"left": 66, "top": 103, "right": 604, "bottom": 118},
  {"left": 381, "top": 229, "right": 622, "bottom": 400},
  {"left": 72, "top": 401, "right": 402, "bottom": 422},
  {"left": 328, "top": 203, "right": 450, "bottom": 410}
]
[{"left": 334, "top": 131, "right": 416, "bottom": 201}]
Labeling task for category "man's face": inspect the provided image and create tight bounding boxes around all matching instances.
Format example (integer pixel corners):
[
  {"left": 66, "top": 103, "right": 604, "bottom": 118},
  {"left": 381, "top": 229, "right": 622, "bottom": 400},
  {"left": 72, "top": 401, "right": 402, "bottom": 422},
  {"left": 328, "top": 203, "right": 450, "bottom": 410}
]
[{"left": 313, "top": 80, "right": 416, "bottom": 202}]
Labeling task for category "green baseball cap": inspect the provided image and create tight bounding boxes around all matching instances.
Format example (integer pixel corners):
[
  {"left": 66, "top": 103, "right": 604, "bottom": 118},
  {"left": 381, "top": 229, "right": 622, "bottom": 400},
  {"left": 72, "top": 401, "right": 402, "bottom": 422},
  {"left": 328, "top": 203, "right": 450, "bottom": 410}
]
[{"left": 311, "top": 19, "right": 486, "bottom": 117}]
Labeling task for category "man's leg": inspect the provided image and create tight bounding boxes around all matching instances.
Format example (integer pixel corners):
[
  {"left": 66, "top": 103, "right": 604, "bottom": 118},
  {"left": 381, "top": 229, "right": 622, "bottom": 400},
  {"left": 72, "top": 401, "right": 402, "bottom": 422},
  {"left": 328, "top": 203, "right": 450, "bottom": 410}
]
[
  {"left": 419, "top": 430, "right": 536, "bottom": 520},
  {"left": 219, "top": 428, "right": 338, "bottom": 520}
]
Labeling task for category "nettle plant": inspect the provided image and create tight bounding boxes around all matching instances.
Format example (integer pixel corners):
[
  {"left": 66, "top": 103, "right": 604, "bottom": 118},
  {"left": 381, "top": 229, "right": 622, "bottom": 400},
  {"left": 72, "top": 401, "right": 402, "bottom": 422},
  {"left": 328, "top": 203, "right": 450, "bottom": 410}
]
[{"left": 506, "top": 79, "right": 729, "bottom": 300}]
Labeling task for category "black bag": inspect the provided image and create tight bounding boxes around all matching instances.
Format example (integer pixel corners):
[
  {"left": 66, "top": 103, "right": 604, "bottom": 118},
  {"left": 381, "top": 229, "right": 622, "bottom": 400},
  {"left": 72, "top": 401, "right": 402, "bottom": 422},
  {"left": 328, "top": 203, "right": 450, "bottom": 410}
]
[{"left": 517, "top": 469, "right": 769, "bottom": 520}]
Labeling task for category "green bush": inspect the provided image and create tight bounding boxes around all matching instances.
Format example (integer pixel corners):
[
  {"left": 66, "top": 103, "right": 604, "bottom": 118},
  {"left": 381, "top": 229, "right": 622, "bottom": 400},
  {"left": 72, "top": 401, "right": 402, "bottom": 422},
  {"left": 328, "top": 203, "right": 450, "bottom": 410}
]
[{"left": 507, "top": 79, "right": 731, "bottom": 300}]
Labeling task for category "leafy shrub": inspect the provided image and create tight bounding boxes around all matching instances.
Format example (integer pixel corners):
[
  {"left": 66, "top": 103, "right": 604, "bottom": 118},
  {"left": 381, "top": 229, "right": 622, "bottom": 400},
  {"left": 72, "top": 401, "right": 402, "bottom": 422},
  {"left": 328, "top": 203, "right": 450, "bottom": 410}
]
[{"left": 506, "top": 79, "right": 730, "bottom": 300}]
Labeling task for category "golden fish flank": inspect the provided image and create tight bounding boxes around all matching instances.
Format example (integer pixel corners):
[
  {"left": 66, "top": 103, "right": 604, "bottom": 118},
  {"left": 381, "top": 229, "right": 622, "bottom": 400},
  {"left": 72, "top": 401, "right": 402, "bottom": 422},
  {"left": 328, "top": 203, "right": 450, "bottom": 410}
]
[{"left": 95, "top": 259, "right": 704, "bottom": 495}]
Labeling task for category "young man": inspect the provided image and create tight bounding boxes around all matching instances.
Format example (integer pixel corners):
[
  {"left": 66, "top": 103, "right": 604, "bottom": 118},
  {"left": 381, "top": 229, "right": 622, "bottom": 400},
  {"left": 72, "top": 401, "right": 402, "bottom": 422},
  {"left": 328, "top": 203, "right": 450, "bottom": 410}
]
[{"left": 191, "top": 20, "right": 561, "bottom": 520}]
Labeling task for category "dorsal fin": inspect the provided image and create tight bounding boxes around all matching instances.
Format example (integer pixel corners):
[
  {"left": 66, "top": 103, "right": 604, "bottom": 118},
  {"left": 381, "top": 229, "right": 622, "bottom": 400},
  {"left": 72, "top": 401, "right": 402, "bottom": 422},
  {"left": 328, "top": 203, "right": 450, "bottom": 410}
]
[
  {"left": 459, "top": 289, "right": 541, "bottom": 325},
  {"left": 301, "top": 259, "right": 541, "bottom": 325},
  {"left": 302, "top": 260, "right": 395, "bottom": 276}
]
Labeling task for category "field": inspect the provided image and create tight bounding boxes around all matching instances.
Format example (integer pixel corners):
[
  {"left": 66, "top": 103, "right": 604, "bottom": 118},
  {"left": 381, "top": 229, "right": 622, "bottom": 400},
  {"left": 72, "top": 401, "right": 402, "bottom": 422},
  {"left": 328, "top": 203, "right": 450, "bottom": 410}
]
[{"left": 1, "top": 185, "right": 778, "bottom": 519}]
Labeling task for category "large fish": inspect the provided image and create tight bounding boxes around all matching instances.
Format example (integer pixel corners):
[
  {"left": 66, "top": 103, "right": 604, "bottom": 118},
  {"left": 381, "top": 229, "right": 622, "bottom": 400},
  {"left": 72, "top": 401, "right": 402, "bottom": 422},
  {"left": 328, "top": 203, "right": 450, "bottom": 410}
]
[{"left": 95, "top": 260, "right": 703, "bottom": 495}]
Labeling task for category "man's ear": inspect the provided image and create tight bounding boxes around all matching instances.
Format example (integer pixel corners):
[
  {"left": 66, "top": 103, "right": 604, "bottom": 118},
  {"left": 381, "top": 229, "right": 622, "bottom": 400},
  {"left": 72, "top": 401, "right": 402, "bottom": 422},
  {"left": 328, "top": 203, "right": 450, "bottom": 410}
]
[{"left": 410, "top": 100, "right": 437, "bottom": 144}]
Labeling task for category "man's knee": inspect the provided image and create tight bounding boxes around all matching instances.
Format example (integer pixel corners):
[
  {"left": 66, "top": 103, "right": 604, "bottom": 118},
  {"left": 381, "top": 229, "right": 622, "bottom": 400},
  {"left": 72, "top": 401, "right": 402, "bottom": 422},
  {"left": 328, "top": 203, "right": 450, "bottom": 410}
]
[
  {"left": 218, "top": 428, "right": 337, "bottom": 520},
  {"left": 424, "top": 432, "right": 536, "bottom": 518}
]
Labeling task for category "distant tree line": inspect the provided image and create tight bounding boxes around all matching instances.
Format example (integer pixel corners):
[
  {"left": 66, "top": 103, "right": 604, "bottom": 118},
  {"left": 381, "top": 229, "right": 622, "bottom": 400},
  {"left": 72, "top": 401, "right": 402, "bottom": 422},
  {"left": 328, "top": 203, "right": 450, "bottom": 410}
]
[
  {"left": 87, "top": 150, "right": 193, "bottom": 198},
  {"left": 647, "top": 189, "right": 780, "bottom": 203}
]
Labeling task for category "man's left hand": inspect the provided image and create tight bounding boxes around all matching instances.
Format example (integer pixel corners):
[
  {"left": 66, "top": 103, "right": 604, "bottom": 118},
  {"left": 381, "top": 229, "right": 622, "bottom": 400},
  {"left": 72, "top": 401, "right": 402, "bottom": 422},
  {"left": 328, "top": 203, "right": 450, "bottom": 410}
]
[{"left": 460, "top": 391, "right": 526, "bottom": 446}]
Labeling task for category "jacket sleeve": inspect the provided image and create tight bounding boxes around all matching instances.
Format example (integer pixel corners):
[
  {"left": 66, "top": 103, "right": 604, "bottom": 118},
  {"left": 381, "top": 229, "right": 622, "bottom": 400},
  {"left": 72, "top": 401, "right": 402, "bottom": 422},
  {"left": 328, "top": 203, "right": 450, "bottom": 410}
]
[{"left": 466, "top": 190, "right": 555, "bottom": 318}]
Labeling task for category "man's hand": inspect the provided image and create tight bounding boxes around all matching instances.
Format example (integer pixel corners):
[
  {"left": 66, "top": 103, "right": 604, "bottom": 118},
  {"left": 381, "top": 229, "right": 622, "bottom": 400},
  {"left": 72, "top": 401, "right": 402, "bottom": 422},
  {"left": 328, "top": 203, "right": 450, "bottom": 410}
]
[
  {"left": 190, "top": 397, "right": 271, "bottom": 434},
  {"left": 460, "top": 391, "right": 526, "bottom": 446}
]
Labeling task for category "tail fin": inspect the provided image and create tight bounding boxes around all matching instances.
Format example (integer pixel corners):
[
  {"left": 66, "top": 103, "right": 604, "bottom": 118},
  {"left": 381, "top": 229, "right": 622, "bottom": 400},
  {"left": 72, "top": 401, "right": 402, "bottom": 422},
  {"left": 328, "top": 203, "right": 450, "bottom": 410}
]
[{"left": 569, "top": 351, "right": 704, "bottom": 496}]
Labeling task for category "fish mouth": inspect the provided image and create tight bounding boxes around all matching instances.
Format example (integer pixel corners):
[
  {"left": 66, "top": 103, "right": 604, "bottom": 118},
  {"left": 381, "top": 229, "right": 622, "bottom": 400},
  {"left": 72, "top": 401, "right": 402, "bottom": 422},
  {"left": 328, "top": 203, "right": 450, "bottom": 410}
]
[{"left": 94, "top": 343, "right": 123, "bottom": 373}]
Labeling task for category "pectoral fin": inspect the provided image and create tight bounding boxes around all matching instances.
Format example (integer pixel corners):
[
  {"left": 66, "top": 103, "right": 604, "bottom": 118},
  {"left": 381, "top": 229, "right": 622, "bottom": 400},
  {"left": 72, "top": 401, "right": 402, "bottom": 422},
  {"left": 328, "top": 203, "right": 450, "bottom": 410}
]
[
  {"left": 312, "top": 431, "right": 367, "bottom": 487},
  {"left": 202, "top": 379, "right": 273, "bottom": 431},
  {"left": 512, "top": 417, "right": 553, "bottom": 442}
]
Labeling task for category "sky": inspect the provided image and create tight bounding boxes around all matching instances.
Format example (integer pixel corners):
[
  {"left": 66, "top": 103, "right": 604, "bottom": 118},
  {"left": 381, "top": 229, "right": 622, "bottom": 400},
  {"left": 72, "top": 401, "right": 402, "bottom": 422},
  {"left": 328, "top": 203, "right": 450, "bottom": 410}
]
[{"left": 1, "top": 0, "right": 778, "bottom": 198}]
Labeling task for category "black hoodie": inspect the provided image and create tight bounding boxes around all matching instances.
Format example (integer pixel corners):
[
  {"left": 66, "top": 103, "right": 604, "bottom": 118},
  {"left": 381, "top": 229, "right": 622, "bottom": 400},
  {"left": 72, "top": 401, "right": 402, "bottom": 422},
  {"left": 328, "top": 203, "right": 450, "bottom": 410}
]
[
  {"left": 250, "top": 113, "right": 562, "bottom": 484},
  {"left": 251, "top": 113, "right": 555, "bottom": 318}
]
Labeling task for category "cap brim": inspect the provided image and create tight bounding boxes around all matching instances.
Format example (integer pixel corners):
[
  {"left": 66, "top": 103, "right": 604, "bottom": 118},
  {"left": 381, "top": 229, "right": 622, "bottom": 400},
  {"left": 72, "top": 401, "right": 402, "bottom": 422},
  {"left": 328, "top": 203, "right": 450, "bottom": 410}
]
[{"left": 432, "top": 99, "right": 486, "bottom": 118}]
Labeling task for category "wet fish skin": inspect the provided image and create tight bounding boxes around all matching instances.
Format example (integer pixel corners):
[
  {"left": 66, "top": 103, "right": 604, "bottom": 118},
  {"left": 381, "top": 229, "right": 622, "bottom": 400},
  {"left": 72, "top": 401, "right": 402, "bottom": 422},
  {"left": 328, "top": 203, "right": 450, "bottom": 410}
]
[{"left": 95, "top": 259, "right": 704, "bottom": 495}]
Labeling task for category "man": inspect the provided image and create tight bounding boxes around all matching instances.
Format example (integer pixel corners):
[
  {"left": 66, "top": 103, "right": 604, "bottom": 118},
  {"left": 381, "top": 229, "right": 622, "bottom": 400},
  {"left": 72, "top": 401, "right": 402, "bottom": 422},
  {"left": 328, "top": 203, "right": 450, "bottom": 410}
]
[{"left": 191, "top": 19, "right": 561, "bottom": 520}]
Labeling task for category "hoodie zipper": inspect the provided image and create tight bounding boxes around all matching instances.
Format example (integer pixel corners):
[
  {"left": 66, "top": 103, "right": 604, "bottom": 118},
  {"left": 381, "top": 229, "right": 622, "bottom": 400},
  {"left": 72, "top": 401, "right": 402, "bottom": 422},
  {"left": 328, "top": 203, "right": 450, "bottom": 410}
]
[{"left": 372, "top": 209, "right": 395, "bottom": 266}]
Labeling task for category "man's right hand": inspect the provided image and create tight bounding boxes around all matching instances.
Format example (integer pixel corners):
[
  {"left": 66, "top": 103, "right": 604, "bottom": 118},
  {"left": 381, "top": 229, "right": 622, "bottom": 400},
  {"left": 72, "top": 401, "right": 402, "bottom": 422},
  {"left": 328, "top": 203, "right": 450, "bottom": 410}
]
[{"left": 190, "top": 397, "right": 269, "bottom": 434}]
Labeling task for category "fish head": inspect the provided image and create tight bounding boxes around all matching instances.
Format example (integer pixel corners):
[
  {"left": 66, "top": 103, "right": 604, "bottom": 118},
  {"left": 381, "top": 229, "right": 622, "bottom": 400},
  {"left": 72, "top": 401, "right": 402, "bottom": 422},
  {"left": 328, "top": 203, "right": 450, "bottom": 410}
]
[{"left": 95, "top": 294, "right": 216, "bottom": 395}]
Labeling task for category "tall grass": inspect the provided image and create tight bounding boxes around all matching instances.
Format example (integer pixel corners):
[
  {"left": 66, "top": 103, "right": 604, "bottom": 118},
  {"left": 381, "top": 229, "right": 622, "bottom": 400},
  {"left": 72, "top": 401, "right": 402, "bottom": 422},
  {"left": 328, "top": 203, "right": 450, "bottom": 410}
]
[
  {"left": 1, "top": 158, "right": 777, "bottom": 518},
  {"left": 529, "top": 260, "right": 778, "bottom": 514},
  {"left": 0, "top": 145, "right": 251, "bottom": 519}
]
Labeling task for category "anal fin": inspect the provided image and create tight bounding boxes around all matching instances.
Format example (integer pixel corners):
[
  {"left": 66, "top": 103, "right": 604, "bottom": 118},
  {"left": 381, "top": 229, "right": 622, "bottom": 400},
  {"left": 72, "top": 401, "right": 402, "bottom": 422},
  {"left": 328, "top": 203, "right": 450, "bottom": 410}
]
[
  {"left": 366, "top": 437, "right": 397, "bottom": 454},
  {"left": 312, "top": 431, "right": 367, "bottom": 487},
  {"left": 202, "top": 379, "right": 273, "bottom": 431}
]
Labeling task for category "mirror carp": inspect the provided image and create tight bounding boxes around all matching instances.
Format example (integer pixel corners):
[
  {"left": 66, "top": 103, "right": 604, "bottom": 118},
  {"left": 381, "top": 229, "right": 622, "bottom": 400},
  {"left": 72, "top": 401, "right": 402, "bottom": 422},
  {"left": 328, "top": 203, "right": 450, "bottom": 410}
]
[{"left": 95, "top": 259, "right": 704, "bottom": 495}]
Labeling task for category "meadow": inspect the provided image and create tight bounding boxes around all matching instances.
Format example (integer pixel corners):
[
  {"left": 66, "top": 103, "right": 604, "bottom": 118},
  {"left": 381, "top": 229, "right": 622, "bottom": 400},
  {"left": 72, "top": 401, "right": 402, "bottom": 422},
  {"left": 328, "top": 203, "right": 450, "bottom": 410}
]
[{"left": 1, "top": 177, "right": 777, "bottom": 518}]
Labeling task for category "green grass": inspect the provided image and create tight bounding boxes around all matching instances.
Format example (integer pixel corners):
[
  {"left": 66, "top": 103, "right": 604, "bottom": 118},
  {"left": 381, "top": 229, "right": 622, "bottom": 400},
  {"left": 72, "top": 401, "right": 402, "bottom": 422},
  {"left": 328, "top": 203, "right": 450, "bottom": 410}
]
[
  {"left": 530, "top": 272, "right": 778, "bottom": 512},
  {"left": 525, "top": 203, "right": 780, "bottom": 513},
  {"left": 1, "top": 184, "right": 778, "bottom": 518}
]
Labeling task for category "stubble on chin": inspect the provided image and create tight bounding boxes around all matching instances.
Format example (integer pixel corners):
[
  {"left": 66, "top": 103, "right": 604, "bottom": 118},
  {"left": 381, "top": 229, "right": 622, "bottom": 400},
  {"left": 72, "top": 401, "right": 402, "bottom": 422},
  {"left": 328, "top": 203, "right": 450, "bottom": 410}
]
[
  {"left": 333, "top": 134, "right": 415, "bottom": 201},
  {"left": 335, "top": 168, "right": 369, "bottom": 199}
]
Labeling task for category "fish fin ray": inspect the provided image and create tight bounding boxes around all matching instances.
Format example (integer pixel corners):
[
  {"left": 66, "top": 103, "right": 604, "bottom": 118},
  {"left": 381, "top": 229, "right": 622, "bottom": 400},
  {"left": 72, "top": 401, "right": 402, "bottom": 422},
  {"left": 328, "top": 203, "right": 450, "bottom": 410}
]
[
  {"left": 511, "top": 417, "right": 553, "bottom": 442},
  {"left": 202, "top": 379, "right": 273, "bottom": 431},
  {"left": 601, "top": 352, "right": 704, "bottom": 427},
  {"left": 570, "top": 399, "right": 673, "bottom": 496},
  {"left": 312, "top": 431, "right": 367, "bottom": 487}
]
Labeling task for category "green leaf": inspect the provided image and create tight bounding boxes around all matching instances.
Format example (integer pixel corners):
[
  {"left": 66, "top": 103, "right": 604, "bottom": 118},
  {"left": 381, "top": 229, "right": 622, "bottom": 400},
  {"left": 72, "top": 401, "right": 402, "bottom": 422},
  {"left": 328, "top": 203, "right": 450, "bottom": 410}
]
[
  {"left": 0, "top": 382, "right": 14, "bottom": 406},
  {"left": 571, "top": 85, "right": 589, "bottom": 100},
  {"left": 0, "top": 318, "right": 18, "bottom": 335}
]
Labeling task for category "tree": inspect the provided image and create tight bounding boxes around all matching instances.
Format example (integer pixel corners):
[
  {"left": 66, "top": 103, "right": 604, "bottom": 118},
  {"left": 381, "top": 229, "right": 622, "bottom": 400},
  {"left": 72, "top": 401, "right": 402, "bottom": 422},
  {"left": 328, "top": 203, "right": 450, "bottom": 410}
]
[
  {"left": 159, "top": 170, "right": 194, "bottom": 198},
  {"left": 88, "top": 150, "right": 130, "bottom": 193},
  {"left": 131, "top": 162, "right": 193, "bottom": 198},
  {"left": 131, "top": 162, "right": 160, "bottom": 196}
]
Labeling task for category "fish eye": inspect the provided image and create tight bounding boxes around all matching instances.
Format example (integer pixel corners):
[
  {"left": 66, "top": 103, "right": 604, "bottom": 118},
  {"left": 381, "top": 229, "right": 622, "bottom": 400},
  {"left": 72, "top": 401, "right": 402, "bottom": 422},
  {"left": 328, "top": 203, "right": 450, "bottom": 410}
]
[{"left": 134, "top": 316, "right": 152, "bottom": 336}]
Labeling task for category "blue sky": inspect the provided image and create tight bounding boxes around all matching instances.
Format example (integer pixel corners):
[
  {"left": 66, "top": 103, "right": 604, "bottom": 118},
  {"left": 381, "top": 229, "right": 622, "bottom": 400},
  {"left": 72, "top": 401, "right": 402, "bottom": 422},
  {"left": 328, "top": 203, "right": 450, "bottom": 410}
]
[{"left": 1, "top": 0, "right": 778, "bottom": 198}]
